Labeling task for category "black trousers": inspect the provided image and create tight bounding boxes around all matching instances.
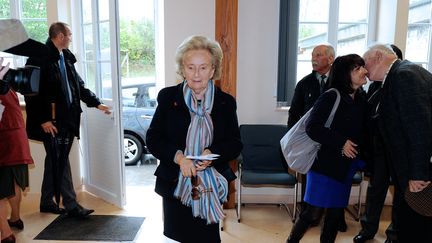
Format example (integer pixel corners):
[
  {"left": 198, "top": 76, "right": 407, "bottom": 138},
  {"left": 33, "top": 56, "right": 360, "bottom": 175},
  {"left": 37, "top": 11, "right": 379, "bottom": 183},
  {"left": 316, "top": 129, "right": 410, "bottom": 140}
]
[
  {"left": 292, "top": 203, "right": 343, "bottom": 243},
  {"left": 360, "top": 142, "right": 398, "bottom": 240},
  {"left": 41, "top": 131, "right": 78, "bottom": 210}
]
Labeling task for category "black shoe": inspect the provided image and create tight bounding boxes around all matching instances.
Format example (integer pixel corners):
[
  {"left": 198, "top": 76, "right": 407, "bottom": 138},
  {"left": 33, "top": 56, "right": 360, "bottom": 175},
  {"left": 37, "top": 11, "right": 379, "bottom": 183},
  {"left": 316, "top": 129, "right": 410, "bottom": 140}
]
[
  {"left": 7, "top": 219, "right": 24, "bottom": 230},
  {"left": 353, "top": 233, "right": 373, "bottom": 243},
  {"left": 338, "top": 219, "right": 347, "bottom": 232},
  {"left": 67, "top": 204, "right": 94, "bottom": 218},
  {"left": 40, "top": 204, "right": 66, "bottom": 214}
]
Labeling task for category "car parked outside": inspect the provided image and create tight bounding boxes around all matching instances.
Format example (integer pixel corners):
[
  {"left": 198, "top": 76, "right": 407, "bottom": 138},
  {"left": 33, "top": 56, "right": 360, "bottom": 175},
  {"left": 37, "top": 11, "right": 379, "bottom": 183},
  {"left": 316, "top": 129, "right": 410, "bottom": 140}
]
[{"left": 122, "top": 83, "right": 157, "bottom": 165}]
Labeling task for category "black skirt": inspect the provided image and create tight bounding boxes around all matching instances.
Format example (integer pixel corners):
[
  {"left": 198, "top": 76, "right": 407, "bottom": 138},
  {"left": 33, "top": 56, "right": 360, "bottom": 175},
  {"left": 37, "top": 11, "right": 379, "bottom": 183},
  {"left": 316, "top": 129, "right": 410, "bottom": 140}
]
[
  {"left": 162, "top": 196, "right": 221, "bottom": 243},
  {"left": 0, "top": 164, "right": 29, "bottom": 199}
]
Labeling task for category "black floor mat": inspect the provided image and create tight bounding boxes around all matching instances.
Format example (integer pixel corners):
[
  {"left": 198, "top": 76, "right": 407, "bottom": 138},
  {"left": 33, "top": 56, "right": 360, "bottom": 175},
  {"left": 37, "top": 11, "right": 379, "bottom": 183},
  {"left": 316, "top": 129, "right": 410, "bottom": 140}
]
[{"left": 34, "top": 215, "right": 145, "bottom": 241}]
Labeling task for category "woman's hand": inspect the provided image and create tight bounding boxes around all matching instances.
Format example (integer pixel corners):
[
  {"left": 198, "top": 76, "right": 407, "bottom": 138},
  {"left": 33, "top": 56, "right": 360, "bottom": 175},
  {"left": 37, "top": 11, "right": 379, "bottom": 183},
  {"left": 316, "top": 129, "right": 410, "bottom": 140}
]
[
  {"left": 342, "top": 139, "right": 358, "bottom": 158},
  {"left": 196, "top": 149, "right": 212, "bottom": 171},
  {"left": 178, "top": 156, "right": 196, "bottom": 178}
]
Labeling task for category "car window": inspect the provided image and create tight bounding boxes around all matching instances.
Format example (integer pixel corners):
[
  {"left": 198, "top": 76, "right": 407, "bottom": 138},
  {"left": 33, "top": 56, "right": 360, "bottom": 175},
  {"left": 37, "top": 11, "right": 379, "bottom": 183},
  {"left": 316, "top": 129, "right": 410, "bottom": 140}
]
[
  {"left": 122, "top": 87, "right": 139, "bottom": 107},
  {"left": 136, "top": 85, "right": 157, "bottom": 108}
]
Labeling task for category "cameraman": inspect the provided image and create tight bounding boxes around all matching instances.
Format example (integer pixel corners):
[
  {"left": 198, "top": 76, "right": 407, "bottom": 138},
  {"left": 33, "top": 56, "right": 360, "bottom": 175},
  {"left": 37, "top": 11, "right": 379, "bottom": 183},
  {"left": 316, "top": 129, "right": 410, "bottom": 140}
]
[{"left": 0, "top": 57, "right": 34, "bottom": 243}]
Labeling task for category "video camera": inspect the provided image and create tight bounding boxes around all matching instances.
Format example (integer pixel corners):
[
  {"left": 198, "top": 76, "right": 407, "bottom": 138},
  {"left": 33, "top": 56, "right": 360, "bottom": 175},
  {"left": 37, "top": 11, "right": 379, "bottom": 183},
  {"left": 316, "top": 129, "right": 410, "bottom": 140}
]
[
  {"left": 0, "top": 65, "right": 40, "bottom": 95},
  {"left": 0, "top": 19, "right": 47, "bottom": 96}
]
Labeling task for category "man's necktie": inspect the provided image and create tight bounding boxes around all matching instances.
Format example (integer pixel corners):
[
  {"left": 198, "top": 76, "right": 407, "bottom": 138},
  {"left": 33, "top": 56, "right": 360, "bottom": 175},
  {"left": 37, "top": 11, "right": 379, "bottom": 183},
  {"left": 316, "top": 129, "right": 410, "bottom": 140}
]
[
  {"left": 59, "top": 54, "right": 72, "bottom": 106},
  {"left": 320, "top": 75, "right": 326, "bottom": 93}
]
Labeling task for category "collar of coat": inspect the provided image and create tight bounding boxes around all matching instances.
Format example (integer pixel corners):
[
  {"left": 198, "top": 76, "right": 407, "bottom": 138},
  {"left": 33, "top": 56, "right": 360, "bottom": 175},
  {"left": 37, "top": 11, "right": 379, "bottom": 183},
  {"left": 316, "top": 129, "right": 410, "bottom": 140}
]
[{"left": 45, "top": 39, "right": 77, "bottom": 64}]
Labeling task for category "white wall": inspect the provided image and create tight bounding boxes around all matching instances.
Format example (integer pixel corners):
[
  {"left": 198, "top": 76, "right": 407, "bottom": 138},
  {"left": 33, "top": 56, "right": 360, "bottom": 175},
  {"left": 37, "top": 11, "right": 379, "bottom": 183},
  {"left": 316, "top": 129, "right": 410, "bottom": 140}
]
[
  {"left": 237, "top": 0, "right": 287, "bottom": 125},
  {"left": 163, "top": 0, "right": 215, "bottom": 87}
]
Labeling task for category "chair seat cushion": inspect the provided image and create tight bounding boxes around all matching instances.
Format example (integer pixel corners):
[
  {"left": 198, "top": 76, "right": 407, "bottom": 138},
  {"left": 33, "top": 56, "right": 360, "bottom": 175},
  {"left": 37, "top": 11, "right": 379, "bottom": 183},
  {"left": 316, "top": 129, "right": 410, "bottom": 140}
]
[{"left": 242, "top": 170, "right": 297, "bottom": 186}]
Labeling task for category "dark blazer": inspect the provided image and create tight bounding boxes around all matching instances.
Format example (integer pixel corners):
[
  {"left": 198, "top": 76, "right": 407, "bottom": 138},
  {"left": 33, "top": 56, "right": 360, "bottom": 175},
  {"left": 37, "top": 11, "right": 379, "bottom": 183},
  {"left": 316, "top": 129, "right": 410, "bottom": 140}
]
[
  {"left": 146, "top": 82, "right": 243, "bottom": 198},
  {"left": 25, "top": 39, "right": 101, "bottom": 141},
  {"left": 306, "top": 89, "right": 367, "bottom": 182},
  {"left": 378, "top": 59, "right": 432, "bottom": 190},
  {"left": 288, "top": 71, "right": 322, "bottom": 129}
]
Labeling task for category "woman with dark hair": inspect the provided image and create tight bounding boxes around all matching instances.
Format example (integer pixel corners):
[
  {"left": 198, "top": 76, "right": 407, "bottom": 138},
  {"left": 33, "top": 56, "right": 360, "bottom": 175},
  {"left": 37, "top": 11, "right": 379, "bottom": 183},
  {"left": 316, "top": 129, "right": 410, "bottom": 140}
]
[{"left": 286, "top": 54, "right": 368, "bottom": 243}]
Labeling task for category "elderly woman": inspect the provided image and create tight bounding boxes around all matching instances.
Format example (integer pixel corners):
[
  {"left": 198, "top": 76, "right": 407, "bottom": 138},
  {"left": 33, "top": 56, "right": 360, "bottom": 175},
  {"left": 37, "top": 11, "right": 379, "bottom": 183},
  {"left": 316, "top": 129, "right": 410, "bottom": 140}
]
[
  {"left": 286, "top": 54, "right": 368, "bottom": 243},
  {"left": 146, "top": 35, "right": 242, "bottom": 243},
  {"left": 0, "top": 58, "right": 34, "bottom": 243}
]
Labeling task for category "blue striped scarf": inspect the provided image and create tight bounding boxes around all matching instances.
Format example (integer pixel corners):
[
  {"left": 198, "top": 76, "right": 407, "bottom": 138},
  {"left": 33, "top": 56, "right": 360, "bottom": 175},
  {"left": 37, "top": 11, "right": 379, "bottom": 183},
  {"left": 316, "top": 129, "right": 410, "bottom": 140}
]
[{"left": 173, "top": 80, "right": 228, "bottom": 224}]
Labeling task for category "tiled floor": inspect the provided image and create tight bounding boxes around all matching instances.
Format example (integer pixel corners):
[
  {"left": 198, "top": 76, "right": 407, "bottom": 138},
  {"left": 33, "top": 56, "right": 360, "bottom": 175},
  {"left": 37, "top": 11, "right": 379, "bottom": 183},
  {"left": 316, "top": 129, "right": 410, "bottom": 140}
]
[{"left": 11, "top": 161, "right": 390, "bottom": 242}]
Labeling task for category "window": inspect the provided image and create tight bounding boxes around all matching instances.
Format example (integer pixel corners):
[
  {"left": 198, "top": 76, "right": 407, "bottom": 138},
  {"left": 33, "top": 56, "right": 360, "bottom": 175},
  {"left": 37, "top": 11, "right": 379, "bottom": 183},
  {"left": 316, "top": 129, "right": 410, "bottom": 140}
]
[
  {"left": 79, "top": 0, "right": 156, "bottom": 98},
  {"left": 405, "top": 0, "right": 432, "bottom": 70},
  {"left": 0, "top": 0, "right": 47, "bottom": 66},
  {"left": 80, "top": 0, "right": 106, "bottom": 95},
  {"left": 0, "top": 0, "right": 47, "bottom": 102},
  {"left": 121, "top": 83, "right": 157, "bottom": 109},
  {"left": 119, "top": 0, "right": 155, "bottom": 82},
  {"left": 277, "top": 0, "right": 374, "bottom": 106}
]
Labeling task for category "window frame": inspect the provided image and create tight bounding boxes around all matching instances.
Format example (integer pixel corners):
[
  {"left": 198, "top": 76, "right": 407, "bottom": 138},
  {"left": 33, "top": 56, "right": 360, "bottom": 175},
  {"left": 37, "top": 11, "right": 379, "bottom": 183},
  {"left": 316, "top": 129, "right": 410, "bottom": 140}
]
[
  {"left": 0, "top": 0, "right": 47, "bottom": 103},
  {"left": 405, "top": 0, "right": 432, "bottom": 71},
  {"left": 277, "top": 0, "right": 376, "bottom": 107}
]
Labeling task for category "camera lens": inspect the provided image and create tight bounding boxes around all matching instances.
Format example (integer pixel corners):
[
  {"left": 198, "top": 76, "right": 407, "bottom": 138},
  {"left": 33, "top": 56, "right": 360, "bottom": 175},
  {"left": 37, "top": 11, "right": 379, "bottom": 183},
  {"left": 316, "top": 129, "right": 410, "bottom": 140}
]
[{"left": 4, "top": 65, "right": 40, "bottom": 95}]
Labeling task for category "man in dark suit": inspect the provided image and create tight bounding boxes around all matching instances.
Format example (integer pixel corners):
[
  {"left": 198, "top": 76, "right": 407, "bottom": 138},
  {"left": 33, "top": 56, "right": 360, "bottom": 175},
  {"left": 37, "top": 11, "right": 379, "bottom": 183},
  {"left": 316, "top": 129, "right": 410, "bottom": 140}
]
[
  {"left": 25, "top": 22, "right": 111, "bottom": 218},
  {"left": 288, "top": 44, "right": 334, "bottom": 128},
  {"left": 354, "top": 44, "right": 403, "bottom": 243},
  {"left": 362, "top": 44, "right": 432, "bottom": 243}
]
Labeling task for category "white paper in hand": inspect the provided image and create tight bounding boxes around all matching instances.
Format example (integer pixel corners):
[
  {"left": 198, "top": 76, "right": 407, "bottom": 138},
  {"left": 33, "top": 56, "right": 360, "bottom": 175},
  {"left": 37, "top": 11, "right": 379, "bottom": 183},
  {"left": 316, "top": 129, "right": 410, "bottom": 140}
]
[{"left": 186, "top": 154, "right": 220, "bottom": 161}]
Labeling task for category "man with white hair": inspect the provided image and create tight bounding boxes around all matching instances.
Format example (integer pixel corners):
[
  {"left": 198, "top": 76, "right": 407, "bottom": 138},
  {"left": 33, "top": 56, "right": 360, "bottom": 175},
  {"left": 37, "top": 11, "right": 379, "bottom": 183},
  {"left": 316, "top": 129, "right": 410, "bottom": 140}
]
[{"left": 362, "top": 44, "right": 432, "bottom": 242}]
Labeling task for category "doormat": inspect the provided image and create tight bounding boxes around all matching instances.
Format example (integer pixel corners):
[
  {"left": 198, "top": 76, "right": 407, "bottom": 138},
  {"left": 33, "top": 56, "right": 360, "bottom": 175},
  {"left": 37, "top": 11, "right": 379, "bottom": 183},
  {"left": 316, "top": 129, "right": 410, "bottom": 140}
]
[{"left": 34, "top": 215, "right": 145, "bottom": 241}]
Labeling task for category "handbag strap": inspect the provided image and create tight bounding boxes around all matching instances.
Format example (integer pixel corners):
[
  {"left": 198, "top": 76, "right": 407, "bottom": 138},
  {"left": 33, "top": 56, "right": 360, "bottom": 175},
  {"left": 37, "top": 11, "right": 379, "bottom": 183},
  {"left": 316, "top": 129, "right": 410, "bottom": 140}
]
[{"left": 324, "top": 88, "right": 340, "bottom": 128}]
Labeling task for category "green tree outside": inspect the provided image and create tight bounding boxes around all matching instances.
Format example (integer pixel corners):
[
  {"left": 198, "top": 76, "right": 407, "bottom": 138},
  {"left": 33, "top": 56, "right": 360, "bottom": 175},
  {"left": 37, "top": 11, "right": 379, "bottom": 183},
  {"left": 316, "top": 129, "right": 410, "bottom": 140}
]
[{"left": 119, "top": 18, "right": 155, "bottom": 78}]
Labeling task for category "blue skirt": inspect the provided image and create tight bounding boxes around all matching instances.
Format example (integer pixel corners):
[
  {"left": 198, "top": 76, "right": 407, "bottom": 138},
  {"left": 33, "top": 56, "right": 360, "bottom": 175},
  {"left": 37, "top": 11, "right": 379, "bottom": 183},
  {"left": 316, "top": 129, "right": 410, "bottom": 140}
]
[{"left": 304, "top": 159, "right": 364, "bottom": 208}]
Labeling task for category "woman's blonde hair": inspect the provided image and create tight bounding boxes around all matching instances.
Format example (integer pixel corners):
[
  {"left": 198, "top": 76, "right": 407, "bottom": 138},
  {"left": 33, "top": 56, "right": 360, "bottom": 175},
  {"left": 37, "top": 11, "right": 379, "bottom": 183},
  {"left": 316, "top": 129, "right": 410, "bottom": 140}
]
[{"left": 175, "top": 35, "right": 223, "bottom": 80}]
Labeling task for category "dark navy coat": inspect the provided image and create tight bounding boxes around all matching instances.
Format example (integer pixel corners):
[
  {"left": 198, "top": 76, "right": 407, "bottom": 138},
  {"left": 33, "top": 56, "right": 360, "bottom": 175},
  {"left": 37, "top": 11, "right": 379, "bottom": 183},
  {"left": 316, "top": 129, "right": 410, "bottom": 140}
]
[
  {"left": 306, "top": 89, "right": 368, "bottom": 182},
  {"left": 146, "top": 82, "right": 242, "bottom": 198}
]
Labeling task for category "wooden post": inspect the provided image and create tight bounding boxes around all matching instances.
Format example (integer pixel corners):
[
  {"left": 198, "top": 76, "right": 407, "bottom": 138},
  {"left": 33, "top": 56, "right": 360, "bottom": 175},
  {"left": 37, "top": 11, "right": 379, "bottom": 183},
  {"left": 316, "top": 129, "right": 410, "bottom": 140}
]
[{"left": 215, "top": 0, "right": 238, "bottom": 209}]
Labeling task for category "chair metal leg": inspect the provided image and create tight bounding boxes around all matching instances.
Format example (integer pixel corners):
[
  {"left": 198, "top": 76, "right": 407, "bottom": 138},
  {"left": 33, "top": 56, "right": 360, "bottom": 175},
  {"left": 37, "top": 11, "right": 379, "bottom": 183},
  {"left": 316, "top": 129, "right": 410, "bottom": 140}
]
[
  {"left": 356, "top": 176, "right": 364, "bottom": 220},
  {"left": 345, "top": 172, "right": 364, "bottom": 221},
  {"left": 292, "top": 178, "right": 298, "bottom": 222}
]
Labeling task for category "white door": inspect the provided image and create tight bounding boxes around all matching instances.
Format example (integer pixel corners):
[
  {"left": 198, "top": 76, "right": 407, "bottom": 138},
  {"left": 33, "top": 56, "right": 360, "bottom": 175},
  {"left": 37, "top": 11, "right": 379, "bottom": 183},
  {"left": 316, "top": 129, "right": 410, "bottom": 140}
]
[{"left": 78, "top": 0, "right": 124, "bottom": 207}]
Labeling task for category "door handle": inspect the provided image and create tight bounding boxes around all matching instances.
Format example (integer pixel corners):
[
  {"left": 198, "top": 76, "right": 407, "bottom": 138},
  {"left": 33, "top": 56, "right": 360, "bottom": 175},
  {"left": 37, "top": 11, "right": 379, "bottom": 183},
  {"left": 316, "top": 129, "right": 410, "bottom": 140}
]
[{"left": 140, "top": 115, "right": 153, "bottom": 119}]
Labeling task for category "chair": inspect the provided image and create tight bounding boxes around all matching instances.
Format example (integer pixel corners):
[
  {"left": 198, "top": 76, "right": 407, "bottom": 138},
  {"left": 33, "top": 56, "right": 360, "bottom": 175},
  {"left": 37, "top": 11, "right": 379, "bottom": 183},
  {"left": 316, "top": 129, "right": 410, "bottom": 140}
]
[
  {"left": 346, "top": 171, "right": 365, "bottom": 221},
  {"left": 237, "top": 124, "right": 298, "bottom": 223}
]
